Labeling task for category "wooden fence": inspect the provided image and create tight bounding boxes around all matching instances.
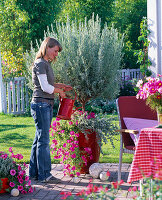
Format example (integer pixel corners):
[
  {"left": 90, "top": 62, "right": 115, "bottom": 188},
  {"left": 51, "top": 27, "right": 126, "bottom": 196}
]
[
  {"left": 0, "top": 69, "right": 142, "bottom": 115},
  {"left": 0, "top": 77, "right": 29, "bottom": 114},
  {"left": 121, "top": 68, "right": 142, "bottom": 80}
]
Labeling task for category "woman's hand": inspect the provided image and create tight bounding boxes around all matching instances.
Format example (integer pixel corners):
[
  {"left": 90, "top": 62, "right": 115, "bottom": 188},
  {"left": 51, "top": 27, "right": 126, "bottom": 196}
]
[
  {"left": 64, "top": 85, "right": 73, "bottom": 92},
  {"left": 59, "top": 90, "right": 66, "bottom": 99}
]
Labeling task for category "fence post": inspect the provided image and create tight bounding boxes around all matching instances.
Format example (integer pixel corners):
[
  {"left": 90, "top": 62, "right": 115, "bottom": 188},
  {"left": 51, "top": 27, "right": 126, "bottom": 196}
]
[{"left": 0, "top": 49, "right": 4, "bottom": 113}]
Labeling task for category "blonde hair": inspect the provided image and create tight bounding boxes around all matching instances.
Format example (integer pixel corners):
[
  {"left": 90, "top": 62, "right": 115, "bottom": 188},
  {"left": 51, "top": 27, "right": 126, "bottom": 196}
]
[{"left": 35, "top": 37, "right": 62, "bottom": 62}]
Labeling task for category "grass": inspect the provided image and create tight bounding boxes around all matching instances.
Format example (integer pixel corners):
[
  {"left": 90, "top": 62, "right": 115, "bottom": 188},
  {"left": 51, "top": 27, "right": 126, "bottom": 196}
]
[{"left": 0, "top": 113, "right": 133, "bottom": 164}]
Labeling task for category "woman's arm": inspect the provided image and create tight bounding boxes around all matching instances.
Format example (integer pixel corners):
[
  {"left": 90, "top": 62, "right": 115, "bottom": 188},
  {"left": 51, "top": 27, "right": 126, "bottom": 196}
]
[
  {"left": 37, "top": 74, "right": 66, "bottom": 98},
  {"left": 54, "top": 83, "right": 73, "bottom": 91}
]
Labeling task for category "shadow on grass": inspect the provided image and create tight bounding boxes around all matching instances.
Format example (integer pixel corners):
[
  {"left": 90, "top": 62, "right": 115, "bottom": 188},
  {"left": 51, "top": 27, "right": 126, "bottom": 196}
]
[
  {"left": 0, "top": 129, "right": 34, "bottom": 149},
  {"left": 0, "top": 124, "right": 34, "bottom": 132}
]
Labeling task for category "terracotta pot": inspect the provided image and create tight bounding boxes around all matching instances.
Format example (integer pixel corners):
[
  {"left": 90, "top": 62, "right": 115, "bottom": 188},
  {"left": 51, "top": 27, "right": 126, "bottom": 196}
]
[
  {"left": 0, "top": 178, "right": 9, "bottom": 193},
  {"left": 78, "top": 130, "right": 100, "bottom": 174}
]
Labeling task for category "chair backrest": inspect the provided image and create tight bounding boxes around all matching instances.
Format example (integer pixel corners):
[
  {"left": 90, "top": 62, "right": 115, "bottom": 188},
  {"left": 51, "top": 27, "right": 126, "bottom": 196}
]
[{"left": 116, "top": 96, "right": 157, "bottom": 147}]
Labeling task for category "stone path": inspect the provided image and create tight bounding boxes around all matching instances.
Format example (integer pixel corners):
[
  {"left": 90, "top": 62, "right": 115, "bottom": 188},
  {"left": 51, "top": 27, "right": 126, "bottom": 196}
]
[{"left": 0, "top": 163, "right": 139, "bottom": 200}]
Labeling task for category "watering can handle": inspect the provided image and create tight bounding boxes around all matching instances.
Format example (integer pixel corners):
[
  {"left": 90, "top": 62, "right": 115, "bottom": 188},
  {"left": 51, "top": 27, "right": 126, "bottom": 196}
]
[
  {"left": 59, "top": 88, "right": 77, "bottom": 102},
  {"left": 72, "top": 105, "right": 82, "bottom": 114}
]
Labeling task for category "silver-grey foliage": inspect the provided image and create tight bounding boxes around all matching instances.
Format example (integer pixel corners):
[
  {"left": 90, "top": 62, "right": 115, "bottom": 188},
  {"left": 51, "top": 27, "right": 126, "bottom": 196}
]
[
  {"left": 0, "top": 154, "right": 14, "bottom": 178},
  {"left": 25, "top": 14, "right": 123, "bottom": 110}
]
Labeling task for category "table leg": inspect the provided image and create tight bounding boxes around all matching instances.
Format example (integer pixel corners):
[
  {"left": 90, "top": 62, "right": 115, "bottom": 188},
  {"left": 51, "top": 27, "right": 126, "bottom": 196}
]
[{"left": 140, "top": 179, "right": 143, "bottom": 197}]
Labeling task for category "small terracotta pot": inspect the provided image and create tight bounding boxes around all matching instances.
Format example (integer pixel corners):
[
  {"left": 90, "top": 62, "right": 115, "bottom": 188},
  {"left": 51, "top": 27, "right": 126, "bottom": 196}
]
[{"left": 0, "top": 178, "right": 9, "bottom": 193}]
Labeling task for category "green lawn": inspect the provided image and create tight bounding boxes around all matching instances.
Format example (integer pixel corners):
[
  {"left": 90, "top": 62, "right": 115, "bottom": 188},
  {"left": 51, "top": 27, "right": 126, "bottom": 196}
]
[{"left": 0, "top": 113, "right": 133, "bottom": 164}]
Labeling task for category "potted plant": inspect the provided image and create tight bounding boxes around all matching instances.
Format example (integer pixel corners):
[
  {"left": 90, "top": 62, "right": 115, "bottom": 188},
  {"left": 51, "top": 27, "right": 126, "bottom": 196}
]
[
  {"left": 0, "top": 148, "right": 33, "bottom": 195},
  {"left": 0, "top": 151, "right": 14, "bottom": 193},
  {"left": 136, "top": 75, "right": 162, "bottom": 126},
  {"left": 50, "top": 111, "right": 118, "bottom": 176}
]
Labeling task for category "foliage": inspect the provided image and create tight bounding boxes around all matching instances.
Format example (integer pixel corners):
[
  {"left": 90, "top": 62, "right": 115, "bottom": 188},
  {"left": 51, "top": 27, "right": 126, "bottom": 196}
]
[
  {"left": 134, "top": 17, "right": 152, "bottom": 77},
  {"left": 16, "top": 0, "right": 62, "bottom": 48},
  {"left": 60, "top": 155, "right": 162, "bottom": 199},
  {"left": 112, "top": 0, "right": 147, "bottom": 69},
  {"left": 61, "top": 175, "right": 124, "bottom": 199},
  {"left": 0, "top": 152, "right": 14, "bottom": 178},
  {"left": 1, "top": 49, "right": 26, "bottom": 80},
  {"left": 119, "top": 77, "right": 137, "bottom": 97},
  {"left": 25, "top": 15, "right": 123, "bottom": 111},
  {"left": 50, "top": 111, "right": 118, "bottom": 176},
  {"left": 0, "top": 0, "right": 30, "bottom": 54},
  {"left": 136, "top": 75, "right": 162, "bottom": 113},
  {"left": 85, "top": 98, "right": 117, "bottom": 114},
  {"left": 56, "top": 0, "right": 114, "bottom": 28},
  {"left": 0, "top": 148, "right": 33, "bottom": 194}
]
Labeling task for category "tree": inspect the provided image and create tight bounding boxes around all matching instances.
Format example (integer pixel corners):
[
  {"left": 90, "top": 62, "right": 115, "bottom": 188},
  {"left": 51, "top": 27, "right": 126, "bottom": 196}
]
[
  {"left": 56, "top": 0, "right": 114, "bottom": 27},
  {"left": 0, "top": 0, "right": 30, "bottom": 54},
  {"left": 25, "top": 15, "right": 123, "bottom": 111},
  {"left": 112, "top": 0, "right": 147, "bottom": 68}
]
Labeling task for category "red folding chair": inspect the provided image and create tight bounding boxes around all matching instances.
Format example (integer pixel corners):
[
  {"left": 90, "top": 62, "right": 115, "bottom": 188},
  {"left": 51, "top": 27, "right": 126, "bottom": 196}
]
[{"left": 116, "top": 96, "right": 157, "bottom": 181}]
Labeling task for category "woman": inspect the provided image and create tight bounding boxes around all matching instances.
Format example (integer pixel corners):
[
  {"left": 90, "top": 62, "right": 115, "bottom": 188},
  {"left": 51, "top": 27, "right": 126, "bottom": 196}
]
[{"left": 29, "top": 37, "right": 72, "bottom": 183}]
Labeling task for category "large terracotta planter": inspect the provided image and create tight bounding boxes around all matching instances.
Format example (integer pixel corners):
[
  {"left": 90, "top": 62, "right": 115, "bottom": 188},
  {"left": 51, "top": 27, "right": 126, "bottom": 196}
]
[
  {"left": 0, "top": 178, "right": 9, "bottom": 193},
  {"left": 78, "top": 130, "right": 100, "bottom": 174}
]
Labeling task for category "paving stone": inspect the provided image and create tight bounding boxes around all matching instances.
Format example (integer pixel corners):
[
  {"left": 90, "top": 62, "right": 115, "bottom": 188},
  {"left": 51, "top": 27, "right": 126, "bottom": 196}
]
[{"left": 0, "top": 163, "right": 140, "bottom": 200}]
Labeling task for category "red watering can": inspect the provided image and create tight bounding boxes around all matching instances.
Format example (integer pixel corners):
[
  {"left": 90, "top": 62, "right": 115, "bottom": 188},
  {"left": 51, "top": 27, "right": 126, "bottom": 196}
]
[{"left": 56, "top": 90, "right": 79, "bottom": 120}]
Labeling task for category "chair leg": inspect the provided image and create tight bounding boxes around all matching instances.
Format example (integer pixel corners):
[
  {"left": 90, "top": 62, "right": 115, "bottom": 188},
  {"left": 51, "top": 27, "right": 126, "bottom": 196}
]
[{"left": 118, "top": 147, "right": 123, "bottom": 181}]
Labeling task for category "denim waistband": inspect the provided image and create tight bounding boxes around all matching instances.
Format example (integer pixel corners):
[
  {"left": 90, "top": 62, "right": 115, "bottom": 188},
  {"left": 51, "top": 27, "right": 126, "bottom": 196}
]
[{"left": 32, "top": 97, "right": 54, "bottom": 107}]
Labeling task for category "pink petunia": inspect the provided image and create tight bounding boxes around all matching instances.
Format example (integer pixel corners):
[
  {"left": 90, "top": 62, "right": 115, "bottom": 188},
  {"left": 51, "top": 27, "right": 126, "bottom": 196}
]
[
  {"left": 18, "top": 185, "right": 23, "bottom": 191},
  {"left": 76, "top": 172, "right": 80, "bottom": 176},
  {"left": 71, "top": 153, "right": 76, "bottom": 158},
  {"left": 63, "top": 143, "right": 67, "bottom": 148},
  {"left": 25, "top": 176, "right": 29, "bottom": 181},
  {"left": 10, "top": 169, "right": 16, "bottom": 176},
  {"left": 69, "top": 121, "right": 73, "bottom": 125},
  {"left": 9, "top": 147, "right": 13, "bottom": 153},
  {"left": 19, "top": 179, "right": 23, "bottom": 184},
  {"left": 71, "top": 166, "right": 76, "bottom": 171},
  {"left": 9, "top": 182, "right": 15, "bottom": 187}
]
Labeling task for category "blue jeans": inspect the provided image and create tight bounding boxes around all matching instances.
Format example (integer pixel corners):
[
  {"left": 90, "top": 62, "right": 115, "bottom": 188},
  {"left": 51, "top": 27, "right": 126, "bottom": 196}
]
[{"left": 29, "top": 102, "right": 53, "bottom": 181}]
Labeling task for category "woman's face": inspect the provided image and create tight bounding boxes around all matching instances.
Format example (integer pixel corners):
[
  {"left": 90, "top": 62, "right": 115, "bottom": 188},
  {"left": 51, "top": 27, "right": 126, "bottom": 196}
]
[{"left": 45, "top": 45, "right": 60, "bottom": 61}]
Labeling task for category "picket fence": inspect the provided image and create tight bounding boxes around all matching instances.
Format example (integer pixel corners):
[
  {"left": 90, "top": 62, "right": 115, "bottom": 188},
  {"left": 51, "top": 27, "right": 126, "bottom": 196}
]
[
  {"left": 0, "top": 77, "right": 29, "bottom": 114},
  {"left": 0, "top": 69, "right": 141, "bottom": 114}
]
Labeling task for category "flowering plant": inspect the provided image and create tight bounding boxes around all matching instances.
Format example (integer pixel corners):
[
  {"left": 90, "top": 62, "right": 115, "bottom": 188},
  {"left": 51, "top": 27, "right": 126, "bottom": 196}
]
[
  {"left": 60, "top": 155, "right": 162, "bottom": 200},
  {"left": 136, "top": 75, "right": 162, "bottom": 113},
  {"left": 0, "top": 148, "right": 33, "bottom": 194},
  {"left": 50, "top": 111, "right": 118, "bottom": 177}
]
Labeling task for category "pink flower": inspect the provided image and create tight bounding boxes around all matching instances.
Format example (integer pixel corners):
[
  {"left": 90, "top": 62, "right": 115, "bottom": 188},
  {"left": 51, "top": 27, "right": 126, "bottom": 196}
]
[
  {"left": 25, "top": 176, "right": 29, "bottom": 181},
  {"left": 18, "top": 165, "right": 21, "bottom": 171},
  {"left": 69, "top": 121, "right": 73, "bottom": 125},
  {"left": 71, "top": 166, "right": 76, "bottom": 171},
  {"left": 9, "top": 182, "right": 15, "bottom": 187},
  {"left": 9, "top": 147, "right": 13, "bottom": 153},
  {"left": 71, "top": 153, "right": 76, "bottom": 158},
  {"left": 28, "top": 187, "right": 33, "bottom": 193},
  {"left": 70, "top": 131, "right": 75, "bottom": 135},
  {"left": 18, "top": 185, "right": 23, "bottom": 191},
  {"left": 76, "top": 172, "right": 80, "bottom": 176},
  {"left": 19, "top": 179, "right": 23, "bottom": 184},
  {"left": 63, "top": 143, "right": 67, "bottom": 147},
  {"left": 10, "top": 169, "right": 16, "bottom": 176},
  {"left": 21, "top": 190, "right": 27, "bottom": 194}
]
